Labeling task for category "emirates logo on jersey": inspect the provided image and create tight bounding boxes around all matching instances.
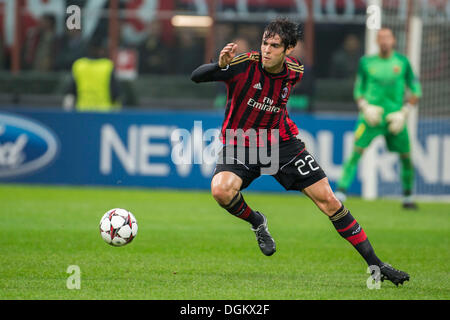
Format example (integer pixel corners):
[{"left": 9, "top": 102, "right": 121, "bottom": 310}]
[{"left": 247, "top": 97, "right": 280, "bottom": 113}]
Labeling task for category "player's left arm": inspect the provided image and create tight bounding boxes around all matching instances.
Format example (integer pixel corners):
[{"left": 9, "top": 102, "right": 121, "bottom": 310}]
[
  {"left": 286, "top": 56, "right": 304, "bottom": 84},
  {"left": 386, "top": 58, "right": 422, "bottom": 134},
  {"left": 404, "top": 58, "right": 422, "bottom": 107}
]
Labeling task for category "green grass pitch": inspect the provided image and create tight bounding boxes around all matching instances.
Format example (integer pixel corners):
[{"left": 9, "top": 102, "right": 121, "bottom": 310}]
[{"left": 0, "top": 184, "right": 449, "bottom": 300}]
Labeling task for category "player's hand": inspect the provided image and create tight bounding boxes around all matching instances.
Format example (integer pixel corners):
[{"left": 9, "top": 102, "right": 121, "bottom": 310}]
[
  {"left": 385, "top": 103, "right": 413, "bottom": 135},
  {"left": 218, "top": 43, "right": 237, "bottom": 69},
  {"left": 357, "top": 99, "right": 383, "bottom": 126}
]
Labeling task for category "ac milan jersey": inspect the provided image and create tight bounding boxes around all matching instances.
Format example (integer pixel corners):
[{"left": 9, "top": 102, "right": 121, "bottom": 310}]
[{"left": 204, "top": 51, "right": 304, "bottom": 146}]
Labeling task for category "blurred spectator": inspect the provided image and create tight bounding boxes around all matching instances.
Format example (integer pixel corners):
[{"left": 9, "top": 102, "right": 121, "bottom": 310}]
[
  {"left": 288, "top": 43, "right": 315, "bottom": 112},
  {"left": 237, "top": 24, "right": 262, "bottom": 49},
  {"left": 233, "top": 37, "right": 251, "bottom": 54},
  {"left": 0, "top": 35, "right": 5, "bottom": 70},
  {"left": 22, "top": 14, "right": 58, "bottom": 71},
  {"left": 421, "top": 32, "right": 449, "bottom": 80},
  {"left": 55, "top": 29, "right": 87, "bottom": 71},
  {"left": 138, "top": 20, "right": 170, "bottom": 74},
  {"left": 329, "top": 34, "right": 362, "bottom": 78},
  {"left": 214, "top": 24, "right": 235, "bottom": 56},
  {"left": 173, "top": 29, "right": 204, "bottom": 74},
  {"left": 63, "top": 43, "right": 121, "bottom": 112}
]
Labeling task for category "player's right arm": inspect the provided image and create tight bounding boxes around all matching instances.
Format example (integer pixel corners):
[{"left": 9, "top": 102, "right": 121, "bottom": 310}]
[
  {"left": 353, "top": 57, "right": 383, "bottom": 126},
  {"left": 191, "top": 43, "right": 240, "bottom": 83}
]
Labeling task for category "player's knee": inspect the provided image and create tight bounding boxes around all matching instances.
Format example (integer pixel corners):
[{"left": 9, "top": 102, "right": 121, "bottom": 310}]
[
  {"left": 319, "top": 193, "right": 342, "bottom": 216},
  {"left": 211, "top": 172, "right": 242, "bottom": 206},
  {"left": 211, "top": 183, "right": 236, "bottom": 206}
]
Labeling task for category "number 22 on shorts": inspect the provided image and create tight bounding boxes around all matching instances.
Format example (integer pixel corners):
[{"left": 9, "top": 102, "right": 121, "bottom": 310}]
[{"left": 295, "top": 155, "right": 319, "bottom": 175}]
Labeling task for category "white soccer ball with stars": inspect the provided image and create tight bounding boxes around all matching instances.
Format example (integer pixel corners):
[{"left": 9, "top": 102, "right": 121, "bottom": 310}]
[{"left": 99, "top": 208, "right": 138, "bottom": 246}]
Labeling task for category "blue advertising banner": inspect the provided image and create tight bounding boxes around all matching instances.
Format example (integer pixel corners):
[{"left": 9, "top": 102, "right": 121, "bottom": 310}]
[{"left": 1, "top": 108, "right": 449, "bottom": 196}]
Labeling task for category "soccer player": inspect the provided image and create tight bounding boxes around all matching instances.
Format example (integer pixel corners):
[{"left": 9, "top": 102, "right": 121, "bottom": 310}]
[
  {"left": 191, "top": 19, "right": 409, "bottom": 286},
  {"left": 335, "top": 28, "right": 422, "bottom": 209}
]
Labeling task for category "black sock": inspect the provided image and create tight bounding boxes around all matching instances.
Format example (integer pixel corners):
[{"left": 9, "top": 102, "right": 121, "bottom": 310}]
[
  {"left": 330, "top": 205, "right": 382, "bottom": 267},
  {"left": 221, "top": 192, "right": 264, "bottom": 228}
]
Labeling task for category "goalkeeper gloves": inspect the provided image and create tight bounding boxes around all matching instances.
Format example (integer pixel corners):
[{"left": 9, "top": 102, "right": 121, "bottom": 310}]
[
  {"left": 386, "top": 103, "right": 414, "bottom": 135},
  {"left": 358, "top": 99, "right": 384, "bottom": 126}
]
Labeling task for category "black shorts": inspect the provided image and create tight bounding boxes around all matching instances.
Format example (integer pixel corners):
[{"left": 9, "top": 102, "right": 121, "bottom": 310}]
[{"left": 213, "top": 138, "right": 327, "bottom": 191}]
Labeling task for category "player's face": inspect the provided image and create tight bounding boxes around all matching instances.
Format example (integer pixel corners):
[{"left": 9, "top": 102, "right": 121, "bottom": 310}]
[
  {"left": 377, "top": 29, "right": 395, "bottom": 55},
  {"left": 261, "top": 33, "right": 293, "bottom": 72}
]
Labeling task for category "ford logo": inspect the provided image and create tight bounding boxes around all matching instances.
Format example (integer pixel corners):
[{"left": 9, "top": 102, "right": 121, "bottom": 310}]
[{"left": 0, "top": 113, "right": 59, "bottom": 178}]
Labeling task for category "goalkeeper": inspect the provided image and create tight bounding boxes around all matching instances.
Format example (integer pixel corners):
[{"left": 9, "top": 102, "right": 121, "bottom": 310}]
[{"left": 336, "top": 28, "right": 422, "bottom": 209}]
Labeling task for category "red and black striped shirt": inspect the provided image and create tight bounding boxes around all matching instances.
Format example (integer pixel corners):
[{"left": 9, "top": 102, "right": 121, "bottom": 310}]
[{"left": 191, "top": 51, "right": 304, "bottom": 146}]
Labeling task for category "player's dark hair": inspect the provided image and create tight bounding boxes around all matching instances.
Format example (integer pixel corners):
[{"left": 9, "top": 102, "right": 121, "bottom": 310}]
[{"left": 263, "top": 18, "right": 302, "bottom": 51}]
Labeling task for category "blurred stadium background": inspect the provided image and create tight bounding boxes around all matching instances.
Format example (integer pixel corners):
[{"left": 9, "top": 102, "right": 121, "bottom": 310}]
[{"left": 0, "top": 0, "right": 449, "bottom": 199}]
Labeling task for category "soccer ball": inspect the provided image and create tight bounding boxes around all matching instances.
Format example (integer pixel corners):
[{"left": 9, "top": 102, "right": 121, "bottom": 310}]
[{"left": 99, "top": 208, "right": 138, "bottom": 246}]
